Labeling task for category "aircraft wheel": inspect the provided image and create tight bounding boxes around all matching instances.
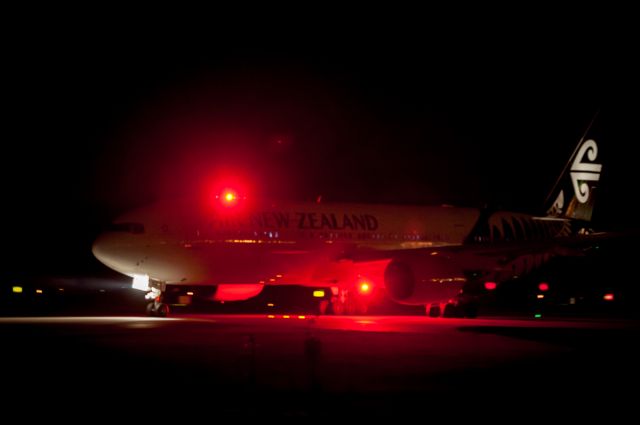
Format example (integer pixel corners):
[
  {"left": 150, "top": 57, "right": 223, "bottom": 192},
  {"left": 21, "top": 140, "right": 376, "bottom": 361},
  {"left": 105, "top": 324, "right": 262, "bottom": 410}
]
[
  {"left": 428, "top": 303, "right": 442, "bottom": 317},
  {"left": 318, "top": 300, "right": 329, "bottom": 315},
  {"left": 443, "top": 303, "right": 461, "bottom": 318},
  {"left": 156, "top": 303, "right": 170, "bottom": 317}
]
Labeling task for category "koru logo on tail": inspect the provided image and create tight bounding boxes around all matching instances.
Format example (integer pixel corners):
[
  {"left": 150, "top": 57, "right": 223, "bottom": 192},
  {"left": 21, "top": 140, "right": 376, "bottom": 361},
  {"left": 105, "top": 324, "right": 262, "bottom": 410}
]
[{"left": 570, "top": 139, "right": 601, "bottom": 203}]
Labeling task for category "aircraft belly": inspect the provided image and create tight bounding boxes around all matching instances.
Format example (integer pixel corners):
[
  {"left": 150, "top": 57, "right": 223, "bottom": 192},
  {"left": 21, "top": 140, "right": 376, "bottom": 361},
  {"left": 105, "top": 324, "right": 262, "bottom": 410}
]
[{"left": 143, "top": 243, "right": 322, "bottom": 285}]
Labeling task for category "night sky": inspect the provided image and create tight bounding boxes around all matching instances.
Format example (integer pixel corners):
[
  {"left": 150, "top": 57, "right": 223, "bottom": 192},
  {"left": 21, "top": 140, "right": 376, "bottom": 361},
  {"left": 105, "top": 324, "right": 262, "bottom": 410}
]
[{"left": 5, "top": 18, "right": 638, "bottom": 278}]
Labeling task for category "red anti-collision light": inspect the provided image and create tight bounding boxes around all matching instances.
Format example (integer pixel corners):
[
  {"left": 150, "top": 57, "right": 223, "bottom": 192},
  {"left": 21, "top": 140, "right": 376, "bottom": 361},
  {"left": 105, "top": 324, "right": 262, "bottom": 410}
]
[
  {"left": 216, "top": 188, "right": 241, "bottom": 207},
  {"left": 538, "top": 282, "right": 550, "bottom": 292}
]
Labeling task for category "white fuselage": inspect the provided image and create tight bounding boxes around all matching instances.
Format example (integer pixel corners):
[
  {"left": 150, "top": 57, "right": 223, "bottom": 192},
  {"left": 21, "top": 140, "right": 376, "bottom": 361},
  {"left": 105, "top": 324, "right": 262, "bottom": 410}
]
[{"left": 92, "top": 198, "right": 480, "bottom": 287}]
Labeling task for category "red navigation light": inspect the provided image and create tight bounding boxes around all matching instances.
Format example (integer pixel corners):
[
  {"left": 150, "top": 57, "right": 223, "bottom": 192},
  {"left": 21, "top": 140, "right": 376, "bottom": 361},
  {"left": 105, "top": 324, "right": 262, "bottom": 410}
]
[
  {"left": 484, "top": 282, "right": 497, "bottom": 291},
  {"left": 603, "top": 293, "right": 615, "bottom": 301},
  {"left": 538, "top": 282, "right": 550, "bottom": 292}
]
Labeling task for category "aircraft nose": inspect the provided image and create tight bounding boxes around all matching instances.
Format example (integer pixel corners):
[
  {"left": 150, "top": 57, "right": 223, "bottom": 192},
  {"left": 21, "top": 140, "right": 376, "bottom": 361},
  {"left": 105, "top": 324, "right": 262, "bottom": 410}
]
[
  {"left": 92, "top": 232, "right": 125, "bottom": 271},
  {"left": 92, "top": 219, "right": 147, "bottom": 275}
]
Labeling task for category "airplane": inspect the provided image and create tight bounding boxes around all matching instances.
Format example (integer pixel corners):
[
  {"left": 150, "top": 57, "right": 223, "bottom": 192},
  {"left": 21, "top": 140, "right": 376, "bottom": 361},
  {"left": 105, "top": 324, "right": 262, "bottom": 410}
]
[{"left": 92, "top": 115, "right": 604, "bottom": 317}]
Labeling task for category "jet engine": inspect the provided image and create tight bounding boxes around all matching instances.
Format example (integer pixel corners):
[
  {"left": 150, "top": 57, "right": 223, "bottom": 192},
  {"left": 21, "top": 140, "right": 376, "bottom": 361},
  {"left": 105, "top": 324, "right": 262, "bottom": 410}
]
[{"left": 384, "top": 254, "right": 467, "bottom": 305}]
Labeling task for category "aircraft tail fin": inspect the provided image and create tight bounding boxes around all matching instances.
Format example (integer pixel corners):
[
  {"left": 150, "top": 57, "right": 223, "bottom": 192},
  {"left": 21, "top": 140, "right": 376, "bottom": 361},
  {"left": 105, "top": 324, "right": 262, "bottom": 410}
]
[{"left": 544, "top": 112, "right": 602, "bottom": 222}]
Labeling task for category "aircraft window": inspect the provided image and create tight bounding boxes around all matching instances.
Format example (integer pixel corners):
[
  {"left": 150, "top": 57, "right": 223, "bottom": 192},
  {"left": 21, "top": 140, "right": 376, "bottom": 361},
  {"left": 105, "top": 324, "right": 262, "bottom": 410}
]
[
  {"left": 492, "top": 225, "right": 502, "bottom": 241},
  {"left": 107, "top": 222, "right": 145, "bottom": 234},
  {"left": 511, "top": 218, "right": 524, "bottom": 240},
  {"left": 501, "top": 218, "right": 514, "bottom": 241}
]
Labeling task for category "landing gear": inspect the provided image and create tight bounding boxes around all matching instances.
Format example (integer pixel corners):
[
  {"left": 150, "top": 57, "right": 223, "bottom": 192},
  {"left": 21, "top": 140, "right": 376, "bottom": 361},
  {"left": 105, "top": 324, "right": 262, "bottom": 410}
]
[
  {"left": 146, "top": 300, "right": 170, "bottom": 317},
  {"left": 318, "top": 300, "right": 330, "bottom": 315},
  {"left": 330, "top": 289, "right": 369, "bottom": 315},
  {"left": 442, "top": 302, "right": 460, "bottom": 318},
  {"left": 427, "top": 303, "right": 442, "bottom": 317},
  {"left": 145, "top": 287, "right": 170, "bottom": 317}
]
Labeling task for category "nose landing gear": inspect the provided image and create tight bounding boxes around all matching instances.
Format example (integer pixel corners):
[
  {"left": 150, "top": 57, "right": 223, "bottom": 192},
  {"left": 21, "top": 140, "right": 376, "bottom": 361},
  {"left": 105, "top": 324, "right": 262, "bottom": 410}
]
[{"left": 145, "top": 286, "right": 170, "bottom": 317}]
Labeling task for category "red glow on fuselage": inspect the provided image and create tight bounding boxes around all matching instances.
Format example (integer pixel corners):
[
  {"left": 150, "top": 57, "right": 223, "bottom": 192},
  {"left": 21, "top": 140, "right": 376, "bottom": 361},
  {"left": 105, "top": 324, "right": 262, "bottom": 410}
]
[
  {"left": 484, "top": 282, "right": 497, "bottom": 291},
  {"left": 538, "top": 282, "right": 550, "bottom": 292},
  {"left": 603, "top": 293, "right": 614, "bottom": 301},
  {"left": 213, "top": 284, "right": 264, "bottom": 301}
]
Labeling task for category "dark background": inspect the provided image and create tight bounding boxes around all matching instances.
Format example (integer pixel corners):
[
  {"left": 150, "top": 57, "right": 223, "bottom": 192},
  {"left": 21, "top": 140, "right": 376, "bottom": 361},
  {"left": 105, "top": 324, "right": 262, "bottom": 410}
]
[
  {"left": 4, "top": 13, "right": 638, "bottom": 279},
  {"left": 3, "top": 17, "right": 639, "bottom": 419}
]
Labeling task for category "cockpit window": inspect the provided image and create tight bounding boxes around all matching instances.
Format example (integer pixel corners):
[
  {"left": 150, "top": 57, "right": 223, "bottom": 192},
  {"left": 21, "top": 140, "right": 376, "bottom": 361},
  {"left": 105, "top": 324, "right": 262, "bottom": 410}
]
[{"left": 107, "top": 222, "right": 145, "bottom": 234}]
